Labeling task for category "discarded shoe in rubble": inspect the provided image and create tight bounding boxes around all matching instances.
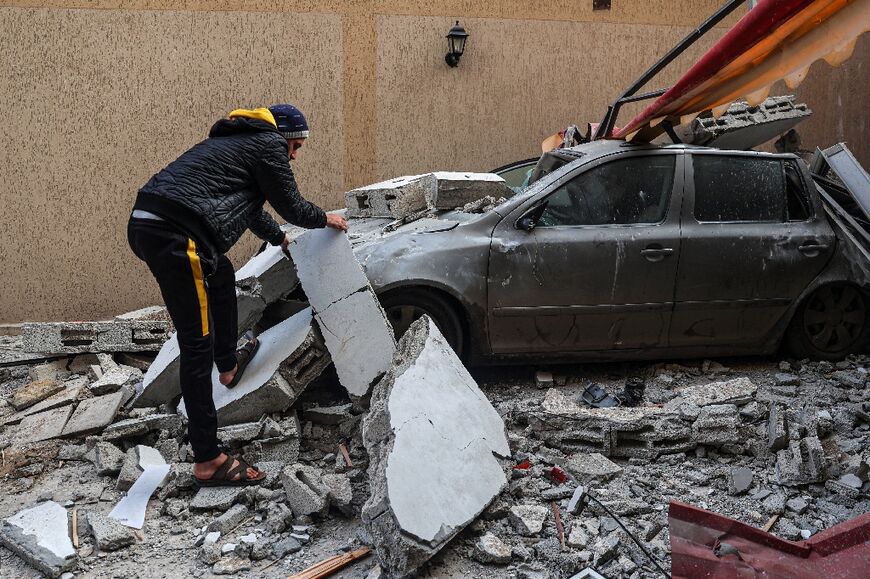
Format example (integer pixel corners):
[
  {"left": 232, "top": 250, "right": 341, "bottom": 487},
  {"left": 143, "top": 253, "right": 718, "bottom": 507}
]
[
  {"left": 581, "top": 383, "right": 620, "bottom": 408},
  {"left": 616, "top": 377, "right": 646, "bottom": 407}
]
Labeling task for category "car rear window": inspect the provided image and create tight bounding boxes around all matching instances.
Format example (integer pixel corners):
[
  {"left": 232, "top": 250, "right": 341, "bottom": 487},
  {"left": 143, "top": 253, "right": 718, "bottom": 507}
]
[
  {"left": 538, "top": 155, "right": 675, "bottom": 226},
  {"left": 693, "top": 155, "right": 786, "bottom": 222}
]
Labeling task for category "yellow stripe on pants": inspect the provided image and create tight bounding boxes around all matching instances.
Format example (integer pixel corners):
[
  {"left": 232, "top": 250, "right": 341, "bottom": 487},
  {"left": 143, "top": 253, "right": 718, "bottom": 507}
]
[{"left": 186, "top": 238, "right": 209, "bottom": 336}]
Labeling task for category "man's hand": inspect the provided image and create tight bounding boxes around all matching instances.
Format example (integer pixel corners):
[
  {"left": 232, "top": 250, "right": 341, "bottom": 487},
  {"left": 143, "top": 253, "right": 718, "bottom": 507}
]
[
  {"left": 326, "top": 213, "right": 349, "bottom": 232},
  {"left": 281, "top": 234, "right": 291, "bottom": 253}
]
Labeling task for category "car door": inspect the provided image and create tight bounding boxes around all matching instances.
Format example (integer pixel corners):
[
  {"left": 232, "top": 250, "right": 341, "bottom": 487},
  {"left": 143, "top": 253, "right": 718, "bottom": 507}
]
[
  {"left": 487, "top": 151, "right": 684, "bottom": 354},
  {"left": 670, "top": 152, "right": 835, "bottom": 349}
]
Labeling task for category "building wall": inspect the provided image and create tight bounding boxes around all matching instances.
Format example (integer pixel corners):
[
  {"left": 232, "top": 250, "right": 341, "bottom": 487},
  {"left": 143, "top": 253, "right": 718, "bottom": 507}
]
[{"left": 0, "top": 1, "right": 865, "bottom": 322}]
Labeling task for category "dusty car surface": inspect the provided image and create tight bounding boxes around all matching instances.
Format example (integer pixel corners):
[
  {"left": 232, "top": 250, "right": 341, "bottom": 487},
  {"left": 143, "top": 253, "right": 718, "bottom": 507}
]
[{"left": 355, "top": 139, "right": 870, "bottom": 364}]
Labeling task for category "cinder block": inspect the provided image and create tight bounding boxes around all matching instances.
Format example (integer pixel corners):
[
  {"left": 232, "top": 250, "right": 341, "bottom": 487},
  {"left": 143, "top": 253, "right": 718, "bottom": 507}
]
[{"left": 22, "top": 320, "right": 171, "bottom": 354}]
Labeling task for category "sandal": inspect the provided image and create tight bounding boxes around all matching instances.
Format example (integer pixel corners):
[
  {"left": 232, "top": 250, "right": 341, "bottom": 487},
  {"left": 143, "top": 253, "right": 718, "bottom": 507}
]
[
  {"left": 194, "top": 454, "right": 266, "bottom": 487},
  {"left": 616, "top": 377, "right": 646, "bottom": 407},
  {"left": 581, "top": 383, "right": 621, "bottom": 408},
  {"left": 227, "top": 333, "right": 260, "bottom": 389}
]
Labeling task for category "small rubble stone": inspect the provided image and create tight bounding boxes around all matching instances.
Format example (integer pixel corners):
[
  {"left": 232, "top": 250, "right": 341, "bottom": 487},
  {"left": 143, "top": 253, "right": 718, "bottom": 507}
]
[
  {"left": 728, "top": 467, "right": 753, "bottom": 495},
  {"left": 272, "top": 536, "right": 302, "bottom": 558},
  {"left": 786, "top": 497, "right": 809, "bottom": 514},
  {"left": 676, "top": 377, "right": 756, "bottom": 407},
  {"left": 322, "top": 473, "right": 354, "bottom": 515},
  {"left": 87, "top": 511, "right": 136, "bottom": 551},
  {"left": 509, "top": 504, "right": 548, "bottom": 536},
  {"left": 207, "top": 504, "right": 249, "bottom": 534},
  {"left": 565, "top": 453, "right": 623, "bottom": 482},
  {"left": 89, "top": 366, "right": 132, "bottom": 395},
  {"left": 592, "top": 534, "right": 620, "bottom": 566},
  {"left": 281, "top": 464, "right": 329, "bottom": 516},
  {"left": 199, "top": 542, "right": 222, "bottom": 564},
  {"left": 213, "top": 555, "right": 251, "bottom": 575},
  {"left": 473, "top": 532, "right": 512, "bottom": 564},
  {"left": 11, "top": 379, "right": 63, "bottom": 410},
  {"left": 762, "top": 493, "right": 786, "bottom": 515},
  {"left": 0, "top": 501, "right": 76, "bottom": 577},
  {"left": 190, "top": 486, "right": 250, "bottom": 511}
]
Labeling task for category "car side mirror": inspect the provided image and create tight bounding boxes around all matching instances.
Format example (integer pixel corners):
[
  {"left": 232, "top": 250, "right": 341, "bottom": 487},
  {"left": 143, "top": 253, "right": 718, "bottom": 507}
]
[{"left": 517, "top": 201, "right": 548, "bottom": 232}]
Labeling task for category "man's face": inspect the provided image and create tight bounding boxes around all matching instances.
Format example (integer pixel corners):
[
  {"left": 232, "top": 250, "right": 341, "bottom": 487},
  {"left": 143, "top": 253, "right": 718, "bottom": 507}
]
[{"left": 287, "top": 138, "right": 305, "bottom": 161}]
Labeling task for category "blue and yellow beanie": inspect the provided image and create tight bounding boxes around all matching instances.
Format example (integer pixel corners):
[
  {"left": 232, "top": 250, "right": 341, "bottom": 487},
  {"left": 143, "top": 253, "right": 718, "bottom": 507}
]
[{"left": 268, "top": 104, "right": 309, "bottom": 139}]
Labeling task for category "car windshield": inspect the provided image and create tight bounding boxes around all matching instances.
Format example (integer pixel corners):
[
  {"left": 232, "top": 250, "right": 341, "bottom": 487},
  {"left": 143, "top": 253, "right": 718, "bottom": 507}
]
[{"left": 491, "top": 158, "right": 584, "bottom": 214}]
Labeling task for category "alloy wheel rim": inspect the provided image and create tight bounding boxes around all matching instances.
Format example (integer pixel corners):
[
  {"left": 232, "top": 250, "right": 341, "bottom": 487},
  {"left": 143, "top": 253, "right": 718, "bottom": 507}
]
[{"left": 803, "top": 286, "right": 866, "bottom": 352}]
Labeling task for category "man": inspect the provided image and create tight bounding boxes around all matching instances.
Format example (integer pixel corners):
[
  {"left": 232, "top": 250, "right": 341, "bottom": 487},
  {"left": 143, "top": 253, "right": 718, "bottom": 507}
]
[{"left": 128, "top": 104, "right": 347, "bottom": 486}]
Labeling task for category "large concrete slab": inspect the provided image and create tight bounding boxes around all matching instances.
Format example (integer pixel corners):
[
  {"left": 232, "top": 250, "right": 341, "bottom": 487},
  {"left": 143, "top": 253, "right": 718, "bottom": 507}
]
[
  {"left": 290, "top": 229, "right": 396, "bottom": 397},
  {"left": 0, "top": 378, "right": 86, "bottom": 427},
  {"left": 362, "top": 316, "right": 510, "bottom": 577},
  {"left": 179, "top": 309, "right": 329, "bottom": 426},
  {"left": 14, "top": 405, "right": 74, "bottom": 446},
  {"left": 0, "top": 501, "right": 76, "bottom": 577},
  {"left": 62, "top": 389, "right": 127, "bottom": 437}
]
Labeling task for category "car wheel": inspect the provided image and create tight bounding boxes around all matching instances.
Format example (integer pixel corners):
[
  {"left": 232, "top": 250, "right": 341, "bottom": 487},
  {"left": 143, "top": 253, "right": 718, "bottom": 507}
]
[
  {"left": 380, "top": 289, "right": 465, "bottom": 356},
  {"left": 786, "top": 284, "right": 870, "bottom": 360}
]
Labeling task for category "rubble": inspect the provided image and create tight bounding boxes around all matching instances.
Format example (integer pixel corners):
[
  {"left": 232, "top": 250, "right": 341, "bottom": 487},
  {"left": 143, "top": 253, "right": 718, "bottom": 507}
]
[
  {"left": 206, "top": 504, "right": 249, "bottom": 534},
  {"left": 0, "top": 501, "right": 76, "bottom": 578},
  {"left": 87, "top": 511, "right": 136, "bottom": 551},
  {"left": 281, "top": 464, "right": 330, "bottom": 516},
  {"left": 10, "top": 378, "right": 63, "bottom": 410},
  {"left": 565, "top": 453, "right": 623, "bottom": 482},
  {"left": 101, "top": 413, "right": 183, "bottom": 441},
  {"left": 61, "top": 388, "right": 128, "bottom": 437},
  {"left": 22, "top": 318, "right": 171, "bottom": 354},
  {"left": 116, "top": 445, "right": 167, "bottom": 491},
  {"left": 290, "top": 229, "right": 396, "bottom": 397},
  {"left": 473, "top": 532, "right": 512, "bottom": 564},
  {"left": 361, "top": 316, "right": 510, "bottom": 577},
  {"left": 13, "top": 405, "right": 74, "bottom": 446},
  {"left": 509, "top": 504, "right": 549, "bottom": 536}
]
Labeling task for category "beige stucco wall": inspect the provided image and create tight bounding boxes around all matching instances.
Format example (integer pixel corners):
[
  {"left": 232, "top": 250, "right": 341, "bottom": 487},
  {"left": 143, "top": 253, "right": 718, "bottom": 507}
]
[{"left": 0, "top": 1, "right": 866, "bottom": 323}]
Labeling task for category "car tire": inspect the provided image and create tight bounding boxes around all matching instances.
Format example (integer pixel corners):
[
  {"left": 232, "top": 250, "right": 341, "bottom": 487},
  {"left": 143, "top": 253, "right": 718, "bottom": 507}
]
[
  {"left": 380, "top": 289, "right": 466, "bottom": 357},
  {"left": 785, "top": 284, "right": 870, "bottom": 360}
]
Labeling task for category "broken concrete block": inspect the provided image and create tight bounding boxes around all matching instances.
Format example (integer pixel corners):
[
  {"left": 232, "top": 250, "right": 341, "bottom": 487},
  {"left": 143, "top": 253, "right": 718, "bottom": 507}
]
[
  {"left": 728, "top": 467, "right": 754, "bottom": 495},
  {"left": 290, "top": 228, "right": 396, "bottom": 397},
  {"left": 565, "top": 453, "right": 623, "bottom": 482},
  {"left": 14, "top": 405, "right": 74, "bottom": 446},
  {"left": 87, "top": 511, "right": 135, "bottom": 551},
  {"left": 672, "top": 377, "right": 756, "bottom": 407},
  {"left": 1, "top": 378, "right": 87, "bottom": 427},
  {"left": 272, "top": 536, "right": 303, "bottom": 558},
  {"left": 0, "top": 501, "right": 76, "bottom": 578},
  {"left": 22, "top": 319, "right": 171, "bottom": 354},
  {"left": 509, "top": 504, "right": 548, "bottom": 536},
  {"left": 776, "top": 436, "right": 826, "bottom": 485},
  {"left": 473, "top": 532, "right": 512, "bottom": 564},
  {"left": 88, "top": 441, "right": 126, "bottom": 476},
  {"left": 213, "top": 555, "right": 251, "bottom": 575},
  {"left": 207, "top": 504, "right": 249, "bottom": 534},
  {"left": 234, "top": 239, "right": 301, "bottom": 304},
  {"left": 323, "top": 473, "right": 354, "bottom": 516},
  {"left": 11, "top": 379, "right": 63, "bottom": 410},
  {"left": 28, "top": 360, "right": 70, "bottom": 382},
  {"left": 101, "top": 413, "right": 183, "bottom": 441},
  {"left": 68, "top": 354, "right": 99, "bottom": 375},
  {"left": 692, "top": 404, "right": 739, "bottom": 446},
  {"left": 281, "top": 464, "right": 330, "bottom": 516},
  {"left": 361, "top": 316, "right": 510, "bottom": 577},
  {"left": 116, "top": 445, "right": 166, "bottom": 491},
  {"left": 61, "top": 389, "right": 127, "bottom": 437},
  {"left": 429, "top": 171, "right": 512, "bottom": 209},
  {"left": 89, "top": 366, "right": 133, "bottom": 395},
  {"left": 303, "top": 403, "right": 353, "bottom": 425},
  {"left": 178, "top": 309, "right": 330, "bottom": 426},
  {"left": 132, "top": 334, "right": 180, "bottom": 408},
  {"left": 345, "top": 174, "right": 434, "bottom": 219},
  {"left": 190, "top": 486, "right": 251, "bottom": 512},
  {"left": 768, "top": 404, "right": 789, "bottom": 451}
]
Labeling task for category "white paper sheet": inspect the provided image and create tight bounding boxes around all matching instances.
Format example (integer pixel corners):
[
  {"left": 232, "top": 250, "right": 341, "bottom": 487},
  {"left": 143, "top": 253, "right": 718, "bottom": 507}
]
[{"left": 108, "top": 464, "right": 170, "bottom": 529}]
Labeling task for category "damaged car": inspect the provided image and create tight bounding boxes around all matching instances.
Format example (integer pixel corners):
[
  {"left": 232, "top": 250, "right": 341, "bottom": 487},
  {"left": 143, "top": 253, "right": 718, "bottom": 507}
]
[{"left": 355, "top": 139, "right": 869, "bottom": 364}]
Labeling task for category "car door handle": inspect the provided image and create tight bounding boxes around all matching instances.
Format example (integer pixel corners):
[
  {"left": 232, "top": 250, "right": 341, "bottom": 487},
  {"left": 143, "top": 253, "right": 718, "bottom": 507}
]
[
  {"left": 640, "top": 246, "right": 674, "bottom": 262},
  {"left": 798, "top": 242, "right": 829, "bottom": 255}
]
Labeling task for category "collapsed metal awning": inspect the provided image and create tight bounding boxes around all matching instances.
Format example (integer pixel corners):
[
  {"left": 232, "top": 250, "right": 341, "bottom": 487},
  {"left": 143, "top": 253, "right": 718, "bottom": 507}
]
[
  {"left": 606, "top": 0, "right": 870, "bottom": 142},
  {"left": 669, "top": 500, "right": 870, "bottom": 578}
]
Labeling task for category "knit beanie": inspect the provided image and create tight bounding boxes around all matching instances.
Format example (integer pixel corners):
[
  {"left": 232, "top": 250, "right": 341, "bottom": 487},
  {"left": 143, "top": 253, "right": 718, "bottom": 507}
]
[{"left": 268, "top": 104, "right": 309, "bottom": 139}]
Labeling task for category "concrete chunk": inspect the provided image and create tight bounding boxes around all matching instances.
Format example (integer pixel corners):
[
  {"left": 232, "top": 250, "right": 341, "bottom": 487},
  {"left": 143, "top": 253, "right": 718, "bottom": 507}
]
[
  {"left": 89, "top": 441, "right": 126, "bottom": 476},
  {"left": 116, "top": 445, "right": 167, "bottom": 491},
  {"left": 22, "top": 319, "right": 171, "bottom": 354},
  {"left": 565, "top": 453, "right": 623, "bottom": 482},
  {"left": 207, "top": 504, "right": 249, "bottom": 534},
  {"left": 178, "top": 308, "right": 329, "bottom": 426},
  {"left": 692, "top": 404, "right": 739, "bottom": 446},
  {"left": 509, "top": 504, "right": 548, "bottom": 536},
  {"left": 281, "top": 464, "right": 330, "bottom": 516},
  {"left": 89, "top": 366, "right": 132, "bottom": 395},
  {"left": 101, "top": 413, "right": 183, "bottom": 441},
  {"left": 0, "top": 501, "right": 76, "bottom": 578},
  {"left": 11, "top": 379, "right": 63, "bottom": 410},
  {"left": 673, "top": 377, "right": 756, "bottom": 407},
  {"left": 87, "top": 511, "right": 135, "bottom": 551},
  {"left": 14, "top": 405, "right": 74, "bottom": 446},
  {"left": 361, "top": 316, "right": 509, "bottom": 577},
  {"left": 290, "top": 229, "right": 396, "bottom": 397},
  {"left": 62, "top": 390, "right": 127, "bottom": 437}
]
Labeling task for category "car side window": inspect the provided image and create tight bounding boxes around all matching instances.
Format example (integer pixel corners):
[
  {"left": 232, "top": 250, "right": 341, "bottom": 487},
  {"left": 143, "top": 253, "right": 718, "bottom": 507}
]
[
  {"left": 693, "top": 155, "right": 786, "bottom": 222},
  {"left": 538, "top": 155, "right": 675, "bottom": 227},
  {"left": 785, "top": 161, "right": 813, "bottom": 221}
]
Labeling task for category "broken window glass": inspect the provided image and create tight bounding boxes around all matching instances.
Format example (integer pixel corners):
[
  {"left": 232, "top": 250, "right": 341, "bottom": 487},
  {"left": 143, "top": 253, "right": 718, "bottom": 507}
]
[
  {"left": 538, "top": 155, "right": 675, "bottom": 227},
  {"left": 693, "top": 155, "right": 786, "bottom": 222}
]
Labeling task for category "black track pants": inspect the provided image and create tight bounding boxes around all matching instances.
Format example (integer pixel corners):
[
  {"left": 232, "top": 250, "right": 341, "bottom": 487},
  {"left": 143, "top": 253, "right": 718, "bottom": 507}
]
[{"left": 128, "top": 218, "right": 238, "bottom": 462}]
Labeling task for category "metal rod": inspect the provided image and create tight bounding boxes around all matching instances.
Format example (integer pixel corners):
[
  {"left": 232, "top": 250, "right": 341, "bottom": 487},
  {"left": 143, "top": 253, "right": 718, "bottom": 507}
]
[
  {"left": 595, "top": 0, "right": 747, "bottom": 139},
  {"left": 616, "top": 88, "right": 668, "bottom": 105}
]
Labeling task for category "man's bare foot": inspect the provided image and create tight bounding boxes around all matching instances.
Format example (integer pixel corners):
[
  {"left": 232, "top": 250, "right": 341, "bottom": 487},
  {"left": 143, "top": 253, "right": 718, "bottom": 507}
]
[
  {"left": 218, "top": 364, "right": 238, "bottom": 386},
  {"left": 193, "top": 453, "right": 261, "bottom": 481}
]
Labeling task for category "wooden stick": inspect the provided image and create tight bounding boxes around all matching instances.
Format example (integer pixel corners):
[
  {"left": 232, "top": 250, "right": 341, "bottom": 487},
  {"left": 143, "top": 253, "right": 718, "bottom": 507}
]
[
  {"left": 338, "top": 443, "right": 353, "bottom": 469},
  {"left": 71, "top": 508, "right": 79, "bottom": 549},
  {"left": 551, "top": 502, "right": 566, "bottom": 550},
  {"left": 289, "top": 547, "right": 371, "bottom": 579},
  {"left": 761, "top": 514, "right": 779, "bottom": 533}
]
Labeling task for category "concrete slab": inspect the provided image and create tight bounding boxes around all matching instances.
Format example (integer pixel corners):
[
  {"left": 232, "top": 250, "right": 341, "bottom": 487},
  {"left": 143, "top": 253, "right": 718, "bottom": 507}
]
[
  {"left": 361, "top": 316, "right": 510, "bottom": 577},
  {"left": 429, "top": 171, "right": 512, "bottom": 209},
  {"left": 61, "top": 389, "right": 127, "bottom": 437},
  {"left": 11, "top": 379, "right": 63, "bottom": 410},
  {"left": 89, "top": 366, "right": 132, "bottom": 395},
  {"left": 14, "top": 405, "right": 74, "bottom": 446},
  {"left": 178, "top": 309, "right": 329, "bottom": 426},
  {"left": 100, "top": 413, "right": 183, "bottom": 441},
  {"left": 671, "top": 377, "right": 757, "bottom": 407},
  {"left": 21, "top": 319, "right": 171, "bottom": 354},
  {"left": 133, "top": 333, "right": 180, "bottom": 408},
  {"left": 345, "top": 174, "right": 434, "bottom": 219},
  {"left": 1, "top": 379, "right": 86, "bottom": 427},
  {"left": 315, "top": 290, "right": 396, "bottom": 397},
  {"left": 289, "top": 228, "right": 370, "bottom": 312},
  {"left": 0, "top": 501, "right": 76, "bottom": 577}
]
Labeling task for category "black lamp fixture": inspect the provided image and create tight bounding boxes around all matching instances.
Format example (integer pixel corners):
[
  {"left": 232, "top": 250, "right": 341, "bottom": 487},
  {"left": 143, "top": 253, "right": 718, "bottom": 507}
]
[{"left": 445, "top": 21, "right": 469, "bottom": 67}]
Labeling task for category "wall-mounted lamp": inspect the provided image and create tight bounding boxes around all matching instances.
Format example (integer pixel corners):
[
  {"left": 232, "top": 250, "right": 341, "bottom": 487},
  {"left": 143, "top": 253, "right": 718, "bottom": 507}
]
[{"left": 445, "top": 21, "right": 469, "bottom": 67}]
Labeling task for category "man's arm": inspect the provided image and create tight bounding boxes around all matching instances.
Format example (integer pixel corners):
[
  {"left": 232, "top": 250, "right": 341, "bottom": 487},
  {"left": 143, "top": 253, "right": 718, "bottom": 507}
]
[
  {"left": 254, "top": 139, "right": 327, "bottom": 229},
  {"left": 248, "top": 208, "right": 285, "bottom": 246}
]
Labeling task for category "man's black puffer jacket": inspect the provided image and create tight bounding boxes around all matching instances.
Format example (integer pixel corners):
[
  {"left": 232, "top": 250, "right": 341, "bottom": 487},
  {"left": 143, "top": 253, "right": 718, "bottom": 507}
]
[{"left": 134, "top": 115, "right": 326, "bottom": 256}]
